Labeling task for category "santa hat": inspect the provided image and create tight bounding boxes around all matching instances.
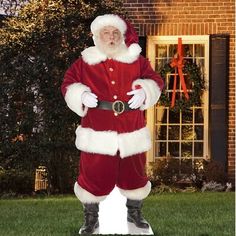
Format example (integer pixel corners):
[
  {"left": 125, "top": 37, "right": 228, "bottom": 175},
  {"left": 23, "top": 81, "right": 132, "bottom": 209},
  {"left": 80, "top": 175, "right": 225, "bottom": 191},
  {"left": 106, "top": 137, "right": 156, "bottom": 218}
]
[
  {"left": 91, "top": 14, "right": 127, "bottom": 35},
  {"left": 90, "top": 14, "right": 140, "bottom": 49}
]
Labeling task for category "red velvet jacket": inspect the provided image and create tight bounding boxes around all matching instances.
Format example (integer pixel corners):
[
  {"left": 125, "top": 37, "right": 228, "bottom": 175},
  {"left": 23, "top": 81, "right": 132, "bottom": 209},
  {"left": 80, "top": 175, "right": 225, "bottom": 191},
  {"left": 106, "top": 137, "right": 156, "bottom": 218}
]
[{"left": 61, "top": 45, "right": 164, "bottom": 158}]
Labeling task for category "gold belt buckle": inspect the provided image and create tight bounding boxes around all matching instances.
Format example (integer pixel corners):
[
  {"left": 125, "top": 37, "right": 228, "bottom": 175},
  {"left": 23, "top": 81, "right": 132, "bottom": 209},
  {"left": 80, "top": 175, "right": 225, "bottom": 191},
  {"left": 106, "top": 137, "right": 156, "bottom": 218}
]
[{"left": 112, "top": 100, "right": 125, "bottom": 114}]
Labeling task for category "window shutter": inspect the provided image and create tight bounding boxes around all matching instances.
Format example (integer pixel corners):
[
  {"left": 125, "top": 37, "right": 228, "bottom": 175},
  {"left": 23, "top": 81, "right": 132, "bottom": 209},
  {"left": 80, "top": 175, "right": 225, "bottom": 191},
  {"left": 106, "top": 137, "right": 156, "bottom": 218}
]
[{"left": 209, "top": 34, "right": 229, "bottom": 170}]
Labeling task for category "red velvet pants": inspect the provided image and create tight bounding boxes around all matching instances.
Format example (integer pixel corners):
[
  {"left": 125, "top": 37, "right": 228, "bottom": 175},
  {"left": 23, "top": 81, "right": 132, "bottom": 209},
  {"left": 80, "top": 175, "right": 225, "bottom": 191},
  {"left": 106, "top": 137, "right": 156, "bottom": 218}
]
[{"left": 77, "top": 152, "right": 148, "bottom": 197}]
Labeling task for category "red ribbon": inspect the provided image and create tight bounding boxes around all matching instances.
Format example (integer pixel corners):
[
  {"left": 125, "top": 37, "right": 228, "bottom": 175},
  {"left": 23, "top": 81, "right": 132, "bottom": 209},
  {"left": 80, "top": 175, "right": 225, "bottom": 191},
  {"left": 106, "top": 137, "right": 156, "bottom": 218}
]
[{"left": 170, "top": 38, "right": 189, "bottom": 108}]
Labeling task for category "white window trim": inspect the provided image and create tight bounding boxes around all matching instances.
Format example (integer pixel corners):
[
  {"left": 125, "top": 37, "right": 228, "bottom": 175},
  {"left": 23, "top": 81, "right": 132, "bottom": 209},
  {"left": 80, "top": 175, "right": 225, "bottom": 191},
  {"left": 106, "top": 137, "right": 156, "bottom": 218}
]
[{"left": 146, "top": 35, "right": 209, "bottom": 164}]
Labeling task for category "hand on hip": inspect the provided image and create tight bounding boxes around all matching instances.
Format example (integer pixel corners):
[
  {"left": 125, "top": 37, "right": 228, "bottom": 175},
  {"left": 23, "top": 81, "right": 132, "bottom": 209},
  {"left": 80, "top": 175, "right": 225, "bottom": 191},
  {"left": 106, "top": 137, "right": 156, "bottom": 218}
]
[
  {"left": 127, "top": 88, "right": 146, "bottom": 109},
  {"left": 82, "top": 91, "right": 98, "bottom": 108}
]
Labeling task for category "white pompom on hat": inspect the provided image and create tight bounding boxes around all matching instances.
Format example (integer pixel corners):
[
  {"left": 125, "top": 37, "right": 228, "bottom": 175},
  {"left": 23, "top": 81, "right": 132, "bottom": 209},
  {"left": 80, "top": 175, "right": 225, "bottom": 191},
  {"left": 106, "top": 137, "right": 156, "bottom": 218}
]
[{"left": 91, "top": 14, "right": 127, "bottom": 35}]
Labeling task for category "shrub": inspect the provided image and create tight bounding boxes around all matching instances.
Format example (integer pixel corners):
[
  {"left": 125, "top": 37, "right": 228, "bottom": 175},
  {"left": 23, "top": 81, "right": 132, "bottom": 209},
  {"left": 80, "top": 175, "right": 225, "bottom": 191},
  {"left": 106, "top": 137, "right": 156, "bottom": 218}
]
[
  {"left": 149, "top": 158, "right": 228, "bottom": 191},
  {"left": 150, "top": 157, "right": 181, "bottom": 187},
  {"left": 201, "top": 159, "right": 227, "bottom": 184},
  {"left": 0, "top": 167, "right": 34, "bottom": 195}
]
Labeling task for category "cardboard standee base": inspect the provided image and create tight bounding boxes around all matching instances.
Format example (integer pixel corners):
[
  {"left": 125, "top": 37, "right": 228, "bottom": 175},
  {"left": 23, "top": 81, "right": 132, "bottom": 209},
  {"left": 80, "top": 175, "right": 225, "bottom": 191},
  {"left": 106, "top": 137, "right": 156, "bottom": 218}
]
[{"left": 79, "top": 187, "right": 154, "bottom": 235}]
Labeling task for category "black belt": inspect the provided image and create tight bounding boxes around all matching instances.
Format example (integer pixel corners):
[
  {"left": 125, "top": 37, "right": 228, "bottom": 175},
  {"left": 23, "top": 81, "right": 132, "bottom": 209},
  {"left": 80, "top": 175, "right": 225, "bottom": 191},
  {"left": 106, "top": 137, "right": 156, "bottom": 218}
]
[{"left": 96, "top": 100, "right": 133, "bottom": 114}]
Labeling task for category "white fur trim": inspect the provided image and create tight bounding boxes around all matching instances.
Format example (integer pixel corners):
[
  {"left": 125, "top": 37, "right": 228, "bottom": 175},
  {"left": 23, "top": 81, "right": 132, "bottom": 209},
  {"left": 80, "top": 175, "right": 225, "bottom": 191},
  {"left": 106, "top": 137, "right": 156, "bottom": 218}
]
[
  {"left": 115, "top": 43, "right": 142, "bottom": 64},
  {"left": 64, "top": 83, "right": 90, "bottom": 117},
  {"left": 91, "top": 14, "right": 127, "bottom": 35},
  {"left": 75, "top": 126, "right": 151, "bottom": 158},
  {"left": 119, "top": 181, "right": 152, "bottom": 200},
  {"left": 81, "top": 43, "right": 141, "bottom": 65},
  {"left": 74, "top": 182, "right": 107, "bottom": 203},
  {"left": 81, "top": 46, "right": 107, "bottom": 65},
  {"left": 118, "top": 127, "right": 151, "bottom": 158},
  {"left": 75, "top": 126, "right": 118, "bottom": 156},
  {"left": 132, "top": 79, "right": 162, "bottom": 110}
]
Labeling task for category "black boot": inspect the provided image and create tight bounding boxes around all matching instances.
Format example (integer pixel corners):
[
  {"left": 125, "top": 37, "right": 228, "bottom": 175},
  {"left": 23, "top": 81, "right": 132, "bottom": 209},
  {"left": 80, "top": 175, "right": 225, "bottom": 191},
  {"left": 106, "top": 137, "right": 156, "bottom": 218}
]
[
  {"left": 126, "top": 199, "right": 149, "bottom": 229},
  {"left": 80, "top": 203, "right": 99, "bottom": 235}
]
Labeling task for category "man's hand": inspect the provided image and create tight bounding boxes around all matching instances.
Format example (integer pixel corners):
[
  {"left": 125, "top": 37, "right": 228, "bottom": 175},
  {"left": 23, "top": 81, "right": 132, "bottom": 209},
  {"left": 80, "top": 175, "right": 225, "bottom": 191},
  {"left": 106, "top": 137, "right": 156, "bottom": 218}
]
[
  {"left": 127, "top": 88, "right": 146, "bottom": 109},
  {"left": 81, "top": 91, "right": 98, "bottom": 108}
]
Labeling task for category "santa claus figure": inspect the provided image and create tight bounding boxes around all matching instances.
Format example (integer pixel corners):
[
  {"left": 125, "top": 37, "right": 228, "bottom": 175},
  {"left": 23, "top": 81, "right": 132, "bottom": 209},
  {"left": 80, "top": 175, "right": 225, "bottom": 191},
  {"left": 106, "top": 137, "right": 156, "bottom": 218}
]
[{"left": 61, "top": 14, "right": 164, "bottom": 234}]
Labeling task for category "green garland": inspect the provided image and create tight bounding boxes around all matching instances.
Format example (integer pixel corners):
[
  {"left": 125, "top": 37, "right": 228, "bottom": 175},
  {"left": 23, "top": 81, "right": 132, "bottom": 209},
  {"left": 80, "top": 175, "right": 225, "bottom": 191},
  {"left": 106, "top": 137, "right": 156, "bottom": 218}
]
[{"left": 158, "top": 61, "right": 205, "bottom": 112}]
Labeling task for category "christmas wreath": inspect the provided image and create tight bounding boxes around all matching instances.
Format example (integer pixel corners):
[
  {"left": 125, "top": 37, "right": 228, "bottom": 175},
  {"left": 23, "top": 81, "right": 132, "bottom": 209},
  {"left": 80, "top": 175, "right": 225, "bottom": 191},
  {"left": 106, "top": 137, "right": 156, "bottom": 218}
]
[{"left": 158, "top": 39, "right": 205, "bottom": 112}]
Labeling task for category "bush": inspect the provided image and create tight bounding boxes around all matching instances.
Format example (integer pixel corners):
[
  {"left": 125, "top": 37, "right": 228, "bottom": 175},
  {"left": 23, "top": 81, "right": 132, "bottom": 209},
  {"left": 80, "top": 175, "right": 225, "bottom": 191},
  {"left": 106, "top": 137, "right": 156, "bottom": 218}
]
[
  {"left": 149, "top": 158, "right": 228, "bottom": 191},
  {"left": 0, "top": 167, "right": 34, "bottom": 195},
  {"left": 201, "top": 159, "right": 227, "bottom": 184},
  {"left": 150, "top": 158, "right": 180, "bottom": 186},
  {"left": 150, "top": 157, "right": 195, "bottom": 187}
]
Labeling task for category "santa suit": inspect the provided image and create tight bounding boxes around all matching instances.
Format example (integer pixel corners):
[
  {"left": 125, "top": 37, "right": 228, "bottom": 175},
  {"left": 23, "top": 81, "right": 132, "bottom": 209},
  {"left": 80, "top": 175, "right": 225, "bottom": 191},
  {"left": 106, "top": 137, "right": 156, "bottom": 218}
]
[{"left": 61, "top": 40, "right": 164, "bottom": 203}]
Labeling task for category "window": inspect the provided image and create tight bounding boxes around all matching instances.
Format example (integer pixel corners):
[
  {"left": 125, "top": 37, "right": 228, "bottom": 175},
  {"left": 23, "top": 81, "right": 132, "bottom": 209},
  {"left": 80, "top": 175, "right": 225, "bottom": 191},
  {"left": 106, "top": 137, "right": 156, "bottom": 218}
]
[{"left": 147, "top": 36, "right": 209, "bottom": 165}]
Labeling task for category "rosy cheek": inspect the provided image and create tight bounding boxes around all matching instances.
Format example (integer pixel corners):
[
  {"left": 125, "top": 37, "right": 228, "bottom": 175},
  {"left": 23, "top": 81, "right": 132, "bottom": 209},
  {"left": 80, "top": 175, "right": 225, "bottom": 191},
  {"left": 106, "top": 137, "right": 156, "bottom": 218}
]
[{"left": 100, "top": 36, "right": 108, "bottom": 42}]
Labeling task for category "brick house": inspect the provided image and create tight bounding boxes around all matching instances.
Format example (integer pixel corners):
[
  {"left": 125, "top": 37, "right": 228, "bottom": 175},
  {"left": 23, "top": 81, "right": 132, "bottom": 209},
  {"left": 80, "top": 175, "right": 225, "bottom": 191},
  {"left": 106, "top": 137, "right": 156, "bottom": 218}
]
[{"left": 123, "top": 0, "right": 235, "bottom": 184}]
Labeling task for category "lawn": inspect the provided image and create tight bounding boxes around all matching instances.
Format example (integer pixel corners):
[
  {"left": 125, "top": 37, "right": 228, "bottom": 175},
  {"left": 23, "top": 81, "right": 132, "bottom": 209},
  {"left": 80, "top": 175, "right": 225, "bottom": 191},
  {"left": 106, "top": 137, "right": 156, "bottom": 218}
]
[{"left": 0, "top": 192, "right": 234, "bottom": 236}]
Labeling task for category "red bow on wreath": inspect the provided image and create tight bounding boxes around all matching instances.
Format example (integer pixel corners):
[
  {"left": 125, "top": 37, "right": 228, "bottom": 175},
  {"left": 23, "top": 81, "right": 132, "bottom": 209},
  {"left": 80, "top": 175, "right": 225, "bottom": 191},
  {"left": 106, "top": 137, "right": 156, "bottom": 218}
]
[{"left": 170, "top": 38, "right": 189, "bottom": 108}]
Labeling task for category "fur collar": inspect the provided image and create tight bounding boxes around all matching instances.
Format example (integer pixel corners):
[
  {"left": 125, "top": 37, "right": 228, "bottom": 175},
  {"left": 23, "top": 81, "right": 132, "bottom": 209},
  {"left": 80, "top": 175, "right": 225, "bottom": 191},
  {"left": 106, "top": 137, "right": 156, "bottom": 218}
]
[{"left": 81, "top": 43, "right": 142, "bottom": 65}]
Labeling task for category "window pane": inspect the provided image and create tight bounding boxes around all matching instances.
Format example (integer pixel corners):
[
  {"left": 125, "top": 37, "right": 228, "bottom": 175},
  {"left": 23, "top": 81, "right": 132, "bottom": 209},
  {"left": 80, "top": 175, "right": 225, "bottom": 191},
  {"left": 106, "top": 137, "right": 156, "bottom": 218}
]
[
  {"left": 195, "top": 44, "right": 205, "bottom": 57},
  {"left": 157, "top": 125, "right": 167, "bottom": 140},
  {"left": 194, "top": 125, "right": 204, "bottom": 140},
  {"left": 156, "top": 44, "right": 167, "bottom": 58},
  {"left": 155, "top": 59, "right": 167, "bottom": 71},
  {"left": 195, "top": 108, "right": 204, "bottom": 123},
  {"left": 196, "top": 58, "right": 205, "bottom": 73},
  {"left": 168, "top": 74, "right": 179, "bottom": 90},
  {"left": 169, "top": 126, "right": 180, "bottom": 140},
  {"left": 156, "top": 142, "right": 166, "bottom": 157},
  {"left": 182, "top": 109, "right": 193, "bottom": 124},
  {"left": 169, "top": 142, "right": 179, "bottom": 157},
  {"left": 166, "top": 73, "right": 177, "bottom": 90},
  {"left": 169, "top": 110, "right": 180, "bottom": 123},
  {"left": 185, "top": 74, "right": 194, "bottom": 90},
  {"left": 181, "top": 142, "right": 192, "bottom": 157},
  {"left": 169, "top": 44, "right": 177, "bottom": 56},
  {"left": 194, "top": 142, "right": 203, "bottom": 156},
  {"left": 184, "top": 44, "right": 193, "bottom": 58},
  {"left": 156, "top": 108, "right": 167, "bottom": 123},
  {"left": 182, "top": 125, "right": 193, "bottom": 140}
]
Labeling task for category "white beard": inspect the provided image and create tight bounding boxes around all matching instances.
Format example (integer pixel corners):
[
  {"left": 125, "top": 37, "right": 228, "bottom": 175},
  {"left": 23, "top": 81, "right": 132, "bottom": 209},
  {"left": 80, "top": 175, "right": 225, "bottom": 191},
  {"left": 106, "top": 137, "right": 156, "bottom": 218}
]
[{"left": 93, "top": 36, "right": 128, "bottom": 59}]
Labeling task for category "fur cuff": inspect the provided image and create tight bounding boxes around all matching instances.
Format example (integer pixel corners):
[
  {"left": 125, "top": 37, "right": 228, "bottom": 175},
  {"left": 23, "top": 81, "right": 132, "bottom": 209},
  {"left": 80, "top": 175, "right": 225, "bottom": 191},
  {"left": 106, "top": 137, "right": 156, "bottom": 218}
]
[
  {"left": 74, "top": 182, "right": 107, "bottom": 203},
  {"left": 75, "top": 126, "right": 151, "bottom": 158},
  {"left": 64, "top": 83, "right": 91, "bottom": 117},
  {"left": 118, "top": 181, "right": 152, "bottom": 200},
  {"left": 132, "top": 79, "right": 162, "bottom": 110}
]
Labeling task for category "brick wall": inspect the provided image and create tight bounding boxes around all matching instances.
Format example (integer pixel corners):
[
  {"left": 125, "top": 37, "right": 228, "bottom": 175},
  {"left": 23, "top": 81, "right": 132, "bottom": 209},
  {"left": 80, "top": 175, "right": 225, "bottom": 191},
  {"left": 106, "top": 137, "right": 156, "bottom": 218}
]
[{"left": 123, "top": 0, "right": 235, "bottom": 183}]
